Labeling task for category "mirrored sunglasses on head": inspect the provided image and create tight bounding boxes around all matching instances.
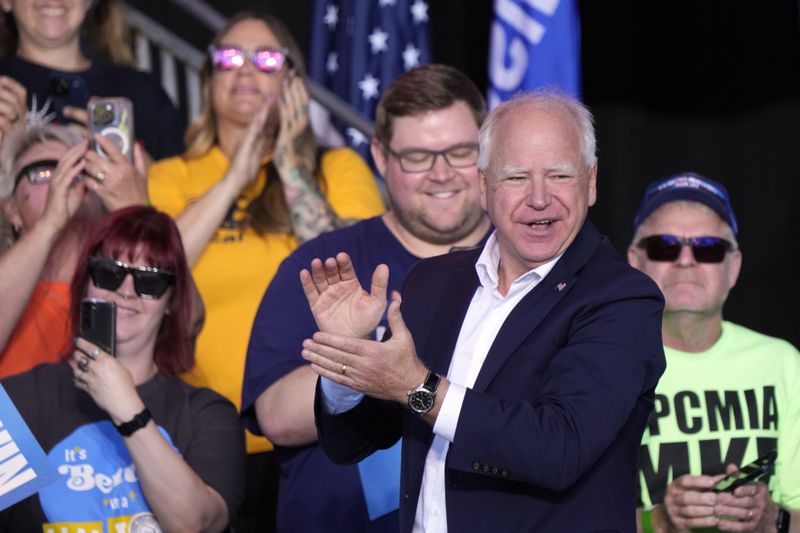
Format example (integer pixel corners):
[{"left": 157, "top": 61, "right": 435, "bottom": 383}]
[
  {"left": 637, "top": 235, "right": 733, "bottom": 263},
  {"left": 88, "top": 256, "right": 176, "bottom": 299},
  {"left": 14, "top": 159, "right": 59, "bottom": 189},
  {"left": 209, "top": 45, "right": 290, "bottom": 73}
]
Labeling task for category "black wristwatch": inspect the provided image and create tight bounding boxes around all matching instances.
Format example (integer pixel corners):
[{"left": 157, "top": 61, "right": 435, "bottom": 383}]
[
  {"left": 407, "top": 371, "right": 440, "bottom": 416},
  {"left": 114, "top": 407, "right": 152, "bottom": 437},
  {"left": 776, "top": 508, "right": 791, "bottom": 533}
]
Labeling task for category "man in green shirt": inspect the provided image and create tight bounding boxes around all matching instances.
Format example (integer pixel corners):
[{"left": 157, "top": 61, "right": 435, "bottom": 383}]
[{"left": 629, "top": 172, "right": 799, "bottom": 533}]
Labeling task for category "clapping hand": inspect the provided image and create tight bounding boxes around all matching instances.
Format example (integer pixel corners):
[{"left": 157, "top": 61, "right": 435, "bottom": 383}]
[
  {"left": 274, "top": 72, "right": 316, "bottom": 176},
  {"left": 300, "top": 252, "right": 389, "bottom": 338}
]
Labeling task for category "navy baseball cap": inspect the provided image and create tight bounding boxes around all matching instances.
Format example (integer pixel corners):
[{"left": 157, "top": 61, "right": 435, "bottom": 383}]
[{"left": 633, "top": 172, "right": 738, "bottom": 235}]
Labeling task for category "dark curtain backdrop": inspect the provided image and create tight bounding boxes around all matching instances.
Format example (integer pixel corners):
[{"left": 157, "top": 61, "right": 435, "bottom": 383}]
[{"left": 141, "top": 0, "right": 799, "bottom": 346}]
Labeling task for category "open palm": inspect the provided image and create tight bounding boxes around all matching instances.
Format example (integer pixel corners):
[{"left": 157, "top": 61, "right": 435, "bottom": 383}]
[{"left": 301, "top": 252, "right": 388, "bottom": 338}]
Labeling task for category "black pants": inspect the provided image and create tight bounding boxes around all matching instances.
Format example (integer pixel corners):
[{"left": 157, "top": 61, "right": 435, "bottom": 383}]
[{"left": 234, "top": 451, "right": 279, "bottom": 533}]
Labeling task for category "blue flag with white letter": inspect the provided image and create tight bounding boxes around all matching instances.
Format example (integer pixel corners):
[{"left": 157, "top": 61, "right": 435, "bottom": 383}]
[
  {"left": 308, "top": 0, "right": 431, "bottom": 158},
  {"left": 0, "top": 384, "right": 58, "bottom": 511},
  {"left": 488, "top": 0, "right": 582, "bottom": 108}
]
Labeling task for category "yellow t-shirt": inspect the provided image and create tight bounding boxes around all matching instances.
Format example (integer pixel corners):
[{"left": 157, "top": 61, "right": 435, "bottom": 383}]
[{"left": 148, "top": 146, "right": 385, "bottom": 453}]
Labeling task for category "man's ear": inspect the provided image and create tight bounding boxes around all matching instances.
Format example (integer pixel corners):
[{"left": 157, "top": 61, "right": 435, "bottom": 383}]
[
  {"left": 370, "top": 140, "right": 388, "bottom": 179},
  {"left": 588, "top": 163, "right": 598, "bottom": 207},
  {"left": 727, "top": 248, "right": 743, "bottom": 290},
  {"left": 627, "top": 245, "right": 642, "bottom": 269}
]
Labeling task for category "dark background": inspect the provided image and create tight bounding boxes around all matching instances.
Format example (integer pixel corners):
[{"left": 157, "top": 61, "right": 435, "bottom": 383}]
[{"left": 133, "top": 0, "right": 800, "bottom": 346}]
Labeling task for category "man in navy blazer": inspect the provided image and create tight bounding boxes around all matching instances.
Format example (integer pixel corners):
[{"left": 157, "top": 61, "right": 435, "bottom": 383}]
[{"left": 300, "top": 91, "right": 666, "bottom": 531}]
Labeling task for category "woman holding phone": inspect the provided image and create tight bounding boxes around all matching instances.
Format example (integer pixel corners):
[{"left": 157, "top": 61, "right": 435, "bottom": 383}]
[{"left": 0, "top": 205, "right": 245, "bottom": 531}]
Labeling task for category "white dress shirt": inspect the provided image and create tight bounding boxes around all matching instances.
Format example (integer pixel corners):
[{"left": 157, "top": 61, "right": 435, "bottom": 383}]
[
  {"left": 319, "top": 232, "right": 560, "bottom": 532},
  {"left": 412, "top": 233, "right": 559, "bottom": 532}
]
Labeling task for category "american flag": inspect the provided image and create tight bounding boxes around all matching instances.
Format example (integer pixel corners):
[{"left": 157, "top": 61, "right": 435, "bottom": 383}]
[{"left": 308, "top": 0, "right": 432, "bottom": 158}]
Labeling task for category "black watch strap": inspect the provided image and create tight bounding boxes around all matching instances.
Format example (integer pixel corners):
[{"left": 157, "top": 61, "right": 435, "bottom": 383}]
[
  {"left": 776, "top": 508, "right": 791, "bottom": 533},
  {"left": 422, "top": 371, "right": 440, "bottom": 393},
  {"left": 114, "top": 407, "right": 152, "bottom": 437}
]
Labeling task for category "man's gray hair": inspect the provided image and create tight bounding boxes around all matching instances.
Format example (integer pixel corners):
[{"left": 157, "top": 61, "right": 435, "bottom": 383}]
[
  {"left": 0, "top": 124, "right": 85, "bottom": 202},
  {"left": 477, "top": 90, "right": 597, "bottom": 172}
]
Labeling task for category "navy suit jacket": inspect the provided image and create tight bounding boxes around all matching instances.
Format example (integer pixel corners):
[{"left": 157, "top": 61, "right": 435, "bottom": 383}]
[{"left": 315, "top": 220, "right": 666, "bottom": 532}]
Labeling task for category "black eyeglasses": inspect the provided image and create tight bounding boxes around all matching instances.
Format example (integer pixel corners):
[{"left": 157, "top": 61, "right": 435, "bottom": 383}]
[
  {"left": 14, "top": 159, "right": 59, "bottom": 189},
  {"left": 388, "top": 143, "right": 479, "bottom": 173},
  {"left": 637, "top": 235, "right": 734, "bottom": 263},
  {"left": 209, "top": 45, "right": 290, "bottom": 73},
  {"left": 88, "top": 257, "right": 176, "bottom": 299}
]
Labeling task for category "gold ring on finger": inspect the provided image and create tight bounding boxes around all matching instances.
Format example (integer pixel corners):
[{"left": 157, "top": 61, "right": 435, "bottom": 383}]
[
  {"left": 95, "top": 171, "right": 105, "bottom": 182},
  {"left": 78, "top": 357, "right": 90, "bottom": 372},
  {"left": 341, "top": 364, "right": 347, "bottom": 376}
]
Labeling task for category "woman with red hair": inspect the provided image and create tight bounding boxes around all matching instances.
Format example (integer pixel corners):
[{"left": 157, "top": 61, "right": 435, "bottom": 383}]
[{"left": 0, "top": 206, "right": 245, "bottom": 532}]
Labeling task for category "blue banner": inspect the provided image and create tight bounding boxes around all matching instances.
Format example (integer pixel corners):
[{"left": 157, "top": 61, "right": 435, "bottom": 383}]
[
  {"left": 0, "top": 384, "right": 58, "bottom": 511},
  {"left": 308, "top": 0, "right": 432, "bottom": 159},
  {"left": 488, "top": 0, "right": 582, "bottom": 108}
]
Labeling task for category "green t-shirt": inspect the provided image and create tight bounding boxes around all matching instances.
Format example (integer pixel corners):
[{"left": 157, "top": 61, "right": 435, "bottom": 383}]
[{"left": 638, "top": 321, "right": 800, "bottom": 510}]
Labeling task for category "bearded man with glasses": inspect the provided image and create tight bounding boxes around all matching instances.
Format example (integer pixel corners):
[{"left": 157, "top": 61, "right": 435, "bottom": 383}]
[{"left": 628, "top": 173, "right": 800, "bottom": 533}]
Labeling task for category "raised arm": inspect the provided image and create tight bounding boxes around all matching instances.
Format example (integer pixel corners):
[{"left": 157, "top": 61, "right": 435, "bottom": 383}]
[
  {"left": 0, "top": 142, "right": 88, "bottom": 351},
  {"left": 174, "top": 97, "right": 273, "bottom": 266},
  {"left": 273, "top": 74, "right": 344, "bottom": 243}
]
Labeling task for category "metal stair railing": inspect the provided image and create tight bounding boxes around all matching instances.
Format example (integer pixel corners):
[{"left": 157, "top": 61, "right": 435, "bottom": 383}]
[{"left": 122, "top": 0, "right": 375, "bottom": 143}]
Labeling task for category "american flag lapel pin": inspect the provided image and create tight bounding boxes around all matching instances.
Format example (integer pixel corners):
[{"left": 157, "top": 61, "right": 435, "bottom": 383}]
[{"left": 556, "top": 281, "right": 567, "bottom": 292}]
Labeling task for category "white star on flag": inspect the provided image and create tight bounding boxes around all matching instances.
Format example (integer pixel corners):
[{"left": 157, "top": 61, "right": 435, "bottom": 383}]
[
  {"left": 378, "top": 0, "right": 397, "bottom": 6},
  {"left": 346, "top": 127, "right": 369, "bottom": 147},
  {"left": 368, "top": 27, "right": 390, "bottom": 54},
  {"left": 402, "top": 43, "right": 421, "bottom": 70},
  {"left": 357, "top": 73, "right": 380, "bottom": 100},
  {"left": 410, "top": 0, "right": 429, "bottom": 24},
  {"left": 326, "top": 51, "right": 339, "bottom": 74},
  {"left": 323, "top": 4, "right": 339, "bottom": 31}
]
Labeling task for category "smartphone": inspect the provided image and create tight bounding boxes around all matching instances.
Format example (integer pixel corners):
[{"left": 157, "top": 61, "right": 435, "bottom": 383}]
[
  {"left": 79, "top": 298, "right": 117, "bottom": 356},
  {"left": 87, "top": 97, "right": 134, "bottom": 161},
  {"left": 713, "top": 450, "right": 777, "bottom": 493},
  {"left": 49, "top": 73, "right": 89, "bottom": 124}
]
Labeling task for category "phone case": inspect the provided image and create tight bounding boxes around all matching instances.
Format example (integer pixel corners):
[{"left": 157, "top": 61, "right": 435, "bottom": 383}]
[
  {"left": 87, "top": 97, "right": 135, "bottom": 161},
  {"left": 79, "top": 298, "right": 117, "bottom": 356}
]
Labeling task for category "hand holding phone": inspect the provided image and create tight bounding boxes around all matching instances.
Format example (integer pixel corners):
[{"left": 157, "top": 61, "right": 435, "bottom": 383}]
[
  {"left": 713, "top": 450, "right": 776, "bottom": 493},
  {"left": 79, "top": 298, "right": 116, "bottom": 356},
  {"left": 87, "top": 97, "right": 134, "bottom": 161}
]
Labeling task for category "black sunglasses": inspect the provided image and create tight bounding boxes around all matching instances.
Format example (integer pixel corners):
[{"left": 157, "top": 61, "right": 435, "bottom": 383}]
[
  {"left": 637, "top": 235, "right": 734, "bottom": 263},
  {"left": 14, "top": 159, "right": 59, "bottom": 189},
  {"left": 88, "top": 257, "right": 176, "bottom": 299}
]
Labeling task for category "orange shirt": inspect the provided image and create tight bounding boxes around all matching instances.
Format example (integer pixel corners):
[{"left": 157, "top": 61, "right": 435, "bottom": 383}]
[{"left": 0, "top": 281, "right": 71, "bottom": 378}]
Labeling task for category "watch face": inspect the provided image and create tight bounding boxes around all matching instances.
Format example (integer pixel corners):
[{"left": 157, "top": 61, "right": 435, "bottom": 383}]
[{"left": 409, "top": 390, "right": 434, "bottom": 414}]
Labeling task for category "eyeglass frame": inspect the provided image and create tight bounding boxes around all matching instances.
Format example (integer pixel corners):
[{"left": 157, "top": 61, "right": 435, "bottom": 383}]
[
  {"left": 13, "top": 159, "right": 60, "bottom": 190},
  {"left": 88, "top": 256, "right": 177, "bottom": 300},
  {"left": 385, "top": 142, "right": 480, "bottom": 173},
  {"left": 636, "top": 234, "right": 735, "bottom": 264},
  {"left": 208, "top": 44, "right": 292, "bottom": 73}
]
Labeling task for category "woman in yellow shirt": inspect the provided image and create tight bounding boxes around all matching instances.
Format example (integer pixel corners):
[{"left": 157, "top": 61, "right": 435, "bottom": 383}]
[{"left": 147, "top": 11, "right": 385, "bottom": 532}]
